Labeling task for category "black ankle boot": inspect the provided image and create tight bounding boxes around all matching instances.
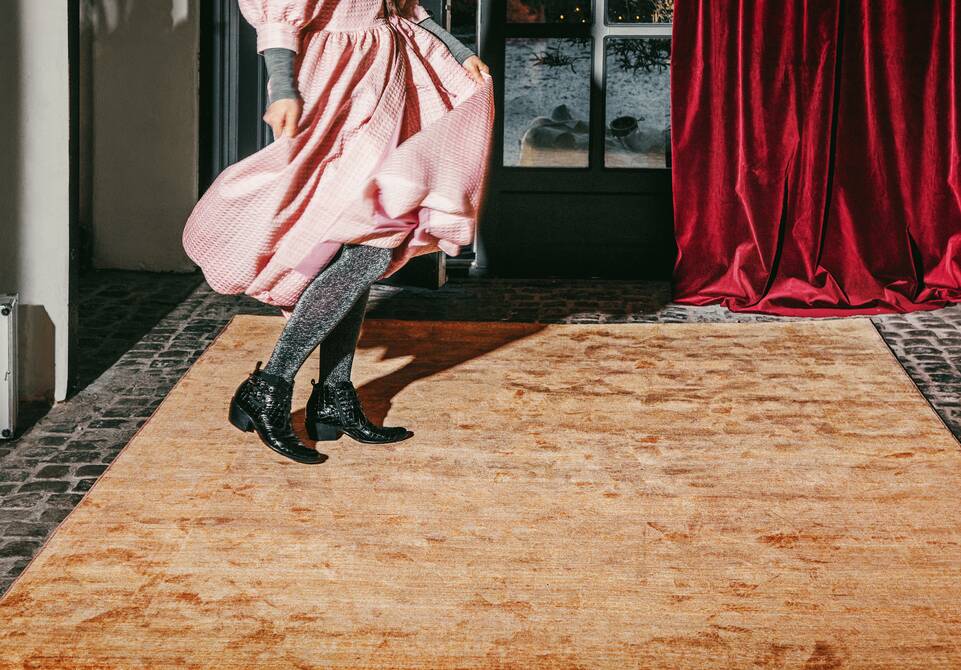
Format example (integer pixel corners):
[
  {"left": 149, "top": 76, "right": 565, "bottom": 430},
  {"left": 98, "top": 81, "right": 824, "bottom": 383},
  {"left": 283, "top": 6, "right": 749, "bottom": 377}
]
[
  {"left": 228, "top": 361, "right": 325, "bottom": 464},
  {"left": 305, "top": 379, "right": 413, "bottom": 444}
]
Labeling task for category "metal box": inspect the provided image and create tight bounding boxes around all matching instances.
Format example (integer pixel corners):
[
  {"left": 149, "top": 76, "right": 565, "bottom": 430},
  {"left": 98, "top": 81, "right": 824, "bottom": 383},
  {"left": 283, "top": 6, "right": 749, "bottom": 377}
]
[{"left": 0, "top": 294, "right": 17, "bottom": 440}]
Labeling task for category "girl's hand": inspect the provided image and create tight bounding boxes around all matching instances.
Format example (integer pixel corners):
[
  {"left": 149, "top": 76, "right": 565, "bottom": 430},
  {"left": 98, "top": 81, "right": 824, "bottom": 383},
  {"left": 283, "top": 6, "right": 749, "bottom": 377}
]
[
  {"left": 263, "top": 98, "right": 302, "bottom": 140},
  {"left": 462, "top": 55, "right": 490, "bottom": 83}
]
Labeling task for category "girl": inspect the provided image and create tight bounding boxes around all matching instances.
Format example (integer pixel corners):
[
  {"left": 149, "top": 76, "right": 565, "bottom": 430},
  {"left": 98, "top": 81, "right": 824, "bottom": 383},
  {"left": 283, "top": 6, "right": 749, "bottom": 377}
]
[{"left": 182, "top": 0, "right": 494, "bottom": 463}]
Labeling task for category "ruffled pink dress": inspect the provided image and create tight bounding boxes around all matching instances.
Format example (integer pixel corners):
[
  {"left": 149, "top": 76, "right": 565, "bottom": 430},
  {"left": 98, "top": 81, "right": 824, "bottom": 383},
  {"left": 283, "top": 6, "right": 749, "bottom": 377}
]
[{"left": 182, "top": 0, "right": 494, "bottom": 310}]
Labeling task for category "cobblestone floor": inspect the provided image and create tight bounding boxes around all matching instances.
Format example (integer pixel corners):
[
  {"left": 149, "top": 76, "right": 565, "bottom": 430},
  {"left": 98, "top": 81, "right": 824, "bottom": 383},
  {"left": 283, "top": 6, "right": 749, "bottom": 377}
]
[
  {"left": 1, "top": 272, "right": 960, "bottom": 595},
  {"left": 76, "top": 270, "right": 203, "bottom": 393}
]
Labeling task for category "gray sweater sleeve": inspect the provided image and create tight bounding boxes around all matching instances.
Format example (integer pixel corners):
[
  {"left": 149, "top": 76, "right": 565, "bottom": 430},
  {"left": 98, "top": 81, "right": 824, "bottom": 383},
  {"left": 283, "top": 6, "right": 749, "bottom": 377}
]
[
  {"left": 263, "top": 47, "right": 299, "bottom": 105},
  {"left": 415, "top": 16, "right": 476, "bottom": 65}
]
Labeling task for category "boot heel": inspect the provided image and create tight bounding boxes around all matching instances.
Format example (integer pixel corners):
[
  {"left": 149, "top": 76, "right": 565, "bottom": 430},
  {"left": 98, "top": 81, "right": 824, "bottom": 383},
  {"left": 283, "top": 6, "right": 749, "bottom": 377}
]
[
  {"left": 228, "top": 402, "right": 255, "bottom": 432},
  {"left": 307, "top": 421, "right": 342, "bottom": 442}
]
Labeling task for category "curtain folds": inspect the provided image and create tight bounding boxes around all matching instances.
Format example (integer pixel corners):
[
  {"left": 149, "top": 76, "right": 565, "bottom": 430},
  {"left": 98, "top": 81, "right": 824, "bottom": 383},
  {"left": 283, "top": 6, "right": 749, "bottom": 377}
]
[{"left": 670, "top": 0, "right": 961, "bottom": 316}]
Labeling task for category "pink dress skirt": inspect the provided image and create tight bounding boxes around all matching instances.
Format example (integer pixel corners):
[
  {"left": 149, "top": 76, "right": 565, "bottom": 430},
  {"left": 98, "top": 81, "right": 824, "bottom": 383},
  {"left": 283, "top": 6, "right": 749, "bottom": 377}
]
[{"left": 181, "top": 0, "right": 494, "bottom": 311}]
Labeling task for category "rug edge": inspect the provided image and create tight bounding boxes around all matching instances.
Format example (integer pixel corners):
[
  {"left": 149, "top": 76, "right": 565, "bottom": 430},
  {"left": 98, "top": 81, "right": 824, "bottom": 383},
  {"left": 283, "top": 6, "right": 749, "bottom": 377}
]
[
  {"left": 0, "top": 314, "right": 242, "bottom": 605},
  {"left": 866, "top": 320, "right": 961, "bottom": 450}
]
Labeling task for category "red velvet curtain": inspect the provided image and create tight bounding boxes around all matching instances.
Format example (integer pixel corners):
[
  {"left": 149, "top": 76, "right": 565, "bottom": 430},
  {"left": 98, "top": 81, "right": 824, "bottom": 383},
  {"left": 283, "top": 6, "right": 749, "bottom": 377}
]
[{"left": 670, "top": 0, "right": 961, "bottom": 316}]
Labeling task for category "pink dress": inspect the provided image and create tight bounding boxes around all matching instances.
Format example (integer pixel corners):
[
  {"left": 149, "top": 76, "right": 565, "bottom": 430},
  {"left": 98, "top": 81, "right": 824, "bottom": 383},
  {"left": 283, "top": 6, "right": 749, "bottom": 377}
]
[{"left": 182, "top": 0, "right": 494, "bottom": 310}]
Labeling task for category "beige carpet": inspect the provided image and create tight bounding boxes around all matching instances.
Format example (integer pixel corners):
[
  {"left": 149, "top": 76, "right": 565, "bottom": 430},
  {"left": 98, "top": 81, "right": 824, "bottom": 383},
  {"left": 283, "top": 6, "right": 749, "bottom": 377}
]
[{"left": 1, "top": 316, "right": 960, "bottom": 668}]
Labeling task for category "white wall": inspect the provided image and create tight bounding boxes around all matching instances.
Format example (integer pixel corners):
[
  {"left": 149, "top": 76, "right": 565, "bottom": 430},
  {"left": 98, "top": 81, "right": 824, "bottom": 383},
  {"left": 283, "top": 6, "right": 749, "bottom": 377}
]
[
  {"left": 0, "top": 2, "right": 73, "bottom": 402},
  {"left": 87, "top": 0, "right": 199, "bottom": 271},
  {"left": 0, "top": 0, "right": 200, "bottom": 402}
]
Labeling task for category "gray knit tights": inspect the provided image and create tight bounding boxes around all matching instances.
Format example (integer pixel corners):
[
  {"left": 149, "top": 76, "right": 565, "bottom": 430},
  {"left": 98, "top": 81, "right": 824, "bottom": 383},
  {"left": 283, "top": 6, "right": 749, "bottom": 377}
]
[{"left": 262, "top": 243, "right": 392, "bottom": 384}]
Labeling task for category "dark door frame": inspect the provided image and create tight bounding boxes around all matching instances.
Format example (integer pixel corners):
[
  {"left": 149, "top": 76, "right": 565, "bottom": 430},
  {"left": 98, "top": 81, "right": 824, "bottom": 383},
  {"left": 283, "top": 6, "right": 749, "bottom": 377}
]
[
  {"left": 199, "top": 0, "right": 269, "bottom": 193},
  {"left": 67, "top": 0, "right": 81, "bottom": 397}
]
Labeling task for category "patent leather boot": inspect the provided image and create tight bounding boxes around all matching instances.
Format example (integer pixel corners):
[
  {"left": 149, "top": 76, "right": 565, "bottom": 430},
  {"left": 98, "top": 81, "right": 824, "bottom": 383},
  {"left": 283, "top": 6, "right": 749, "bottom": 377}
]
[
  {"left": 304, "top": 379, "right": 342, "bottom": 442},
  {"left": 305, "top": 379, "right": 413, "bottom": 444},
  {"left": 228, "top": 361, "right": 324, "bottom": 464}
]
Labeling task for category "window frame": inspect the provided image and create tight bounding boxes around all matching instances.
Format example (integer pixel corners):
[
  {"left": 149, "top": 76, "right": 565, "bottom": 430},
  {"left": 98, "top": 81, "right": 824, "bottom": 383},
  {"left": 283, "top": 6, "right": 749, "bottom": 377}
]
[{"left": 498, "top": 0, "right": 672, "bottom": 171}]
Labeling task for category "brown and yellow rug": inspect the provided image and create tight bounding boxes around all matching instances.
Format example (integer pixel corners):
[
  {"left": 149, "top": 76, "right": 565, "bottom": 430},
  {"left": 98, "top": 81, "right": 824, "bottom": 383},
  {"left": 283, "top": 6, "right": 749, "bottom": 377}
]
[{"left": 1, "top": 316, "right": 960, "bottom": 668}]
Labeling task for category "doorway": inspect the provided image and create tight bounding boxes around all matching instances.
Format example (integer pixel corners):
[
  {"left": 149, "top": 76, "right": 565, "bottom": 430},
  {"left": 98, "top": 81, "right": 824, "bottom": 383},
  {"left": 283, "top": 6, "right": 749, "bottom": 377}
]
[
  {"left": 199, "top": 0, "right": 673, "bottom": 283},
  {"left": 475, "top": 0, "right": 675, "bottom": 278}
]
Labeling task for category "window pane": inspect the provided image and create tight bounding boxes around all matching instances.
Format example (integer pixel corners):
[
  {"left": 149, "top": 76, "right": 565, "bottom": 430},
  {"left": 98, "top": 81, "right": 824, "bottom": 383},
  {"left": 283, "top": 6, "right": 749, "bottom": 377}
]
[
  {"left": 504, "top": 37, "right": 592, "bottom": 167},
  {"left": 607, "top": 0, "right": 673, "bottom": 24},
  {"left": 605, "top": 37, "right": 671, "bottom": 169},
  {"left": 507, "top": 0, "right": 591, "bottom": 24}
]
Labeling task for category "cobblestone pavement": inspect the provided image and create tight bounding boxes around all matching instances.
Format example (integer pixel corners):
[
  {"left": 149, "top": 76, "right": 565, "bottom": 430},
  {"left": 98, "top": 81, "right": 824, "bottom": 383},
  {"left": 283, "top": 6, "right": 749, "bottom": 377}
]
[
  {"left": 76, "top": 270, "right": 203, "bottom": 393},
  {"left": 2, "top": 273, "right": 960, "bottom": 595}
]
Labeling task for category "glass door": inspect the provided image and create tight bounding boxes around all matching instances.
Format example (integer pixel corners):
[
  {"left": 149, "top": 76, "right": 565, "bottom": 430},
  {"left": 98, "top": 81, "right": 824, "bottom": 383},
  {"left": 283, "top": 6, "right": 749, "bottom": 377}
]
[{"left": 475, "top": 0, "right": 675, "bottom": 278}]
